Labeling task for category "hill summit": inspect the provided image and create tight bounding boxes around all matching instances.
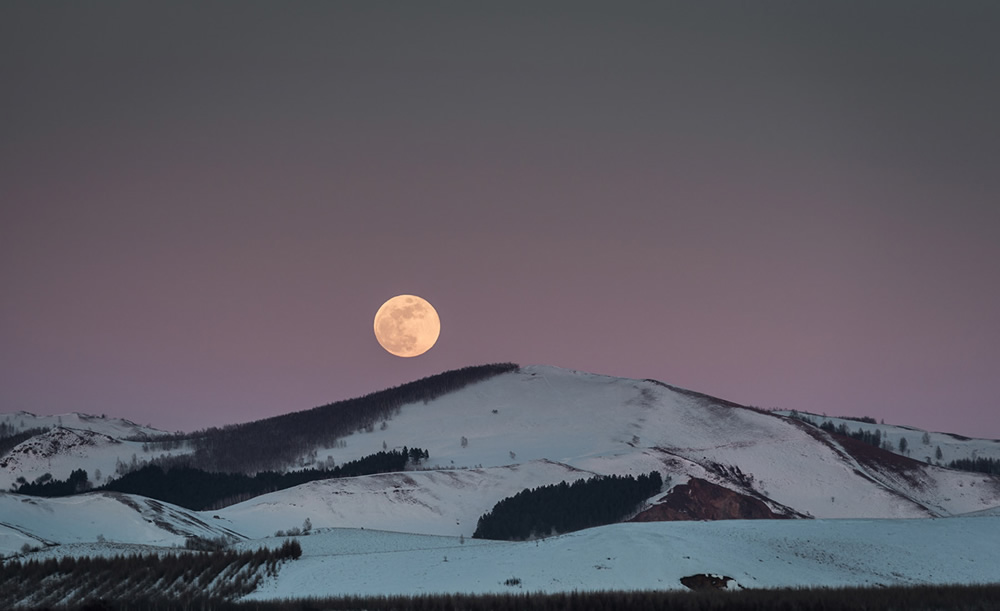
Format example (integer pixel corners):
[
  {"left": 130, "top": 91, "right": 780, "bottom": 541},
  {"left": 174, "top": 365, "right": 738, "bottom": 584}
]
[{"left": 2, "top": 364, "right": 1000, "bottom": 602}]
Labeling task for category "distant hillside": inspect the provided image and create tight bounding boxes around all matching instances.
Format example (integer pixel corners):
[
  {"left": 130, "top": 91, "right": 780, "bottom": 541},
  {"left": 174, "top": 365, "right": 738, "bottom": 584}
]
[
  {"left": 4, "top": 363, "right": 1000, "bottom": 541},
  {"left": 0, "top": 412, "right": 167, "bottom": 439},
  {"left": 0, "top": 364, "right": 517, "bottom": 486},
  {"left": 95, "top": 447, "right": 427, "bottom": 510},
  {"left": 780, "top": 410, "right": 1000, "bottom": 468},
  {"left": 4, "top": 364, "right": 1000, "bottom": 608},
  {"left": 177, "top": 363, "right": 518, "bottom": 473}
]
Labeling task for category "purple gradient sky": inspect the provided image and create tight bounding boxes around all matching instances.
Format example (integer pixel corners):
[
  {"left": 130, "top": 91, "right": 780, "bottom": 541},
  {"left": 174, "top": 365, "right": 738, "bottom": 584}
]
[{"left": 2, "top": 3, "right": 999, "bottom": 438}]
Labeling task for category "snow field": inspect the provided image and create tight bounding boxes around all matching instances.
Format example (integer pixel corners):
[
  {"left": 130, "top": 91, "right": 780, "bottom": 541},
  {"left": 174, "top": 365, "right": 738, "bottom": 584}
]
[{"left": 243, "top": 516, "right": 1000, "bottom": 599}]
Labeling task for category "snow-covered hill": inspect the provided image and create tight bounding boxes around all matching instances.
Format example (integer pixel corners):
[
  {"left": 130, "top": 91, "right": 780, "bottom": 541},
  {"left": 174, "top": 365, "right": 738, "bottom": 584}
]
[
  {"left": 0, "top": 412, "right": 189, "bottom": 491},
  {"left": 4, "top": 366, "right": 996, "bottom": 523},
  {"left": 0, "top": 491, "right": 243, "bottom": 555},
  {"left": 0, "top": 428, "right": 189, "bottom": 491},
  {"left": 3, "top": 364, "right": 1000, "bottom": 604},
  {"left": 0, "top": 411, "right": 167, "bottom": 439},
  {"left": 5, "top": 488, "right": 998, "bottom": 595},
  {"left": 284, "top": 366, "right": 1000, "bottom": 523}
]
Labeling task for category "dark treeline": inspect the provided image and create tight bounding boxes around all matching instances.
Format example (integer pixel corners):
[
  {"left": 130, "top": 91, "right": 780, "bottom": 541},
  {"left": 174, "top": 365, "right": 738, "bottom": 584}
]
[
  {"left": 1, "top": 540, "right": 301, "bottom": 610},
  {"left": 12, "top": 468, "right": 91, "bottom": 496},
  {"left": 839, "top": 415, "right": 879, "bottom": 424},
  {"left": 819, "top": 420, "right": 885, "bottom": 448},
  {"left": 790, "top": 413, "right": 886, "bottom": 449},
  {"left": 96, "top": 448, "right": 427, "bottom": 510},
  {"left": 164, "top": 363, "right": 517, "bottom": 473},
  {"left": 473, "top": 472, "right": 662, "bottom": 540},
  {"left": 948, "top": 456, "right": 1000, "bottom": 476},
  {"left": 15, "top": 583, "right": 1000, "bottom": 611}
]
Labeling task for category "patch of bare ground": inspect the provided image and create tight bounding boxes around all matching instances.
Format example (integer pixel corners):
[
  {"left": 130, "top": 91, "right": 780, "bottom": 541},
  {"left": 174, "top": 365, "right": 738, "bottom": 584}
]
[
  {"left": 630, "top": 477, "right": 789, "bottom": 521},
  {"left": 680, "top": 573, "right": 736, "bottom": 591},
  {"left": 791, "top": 418, "right": 929, "bottom": 488},
  {"left": 832, "top": 433, "right": 929, "bottom": 486}
]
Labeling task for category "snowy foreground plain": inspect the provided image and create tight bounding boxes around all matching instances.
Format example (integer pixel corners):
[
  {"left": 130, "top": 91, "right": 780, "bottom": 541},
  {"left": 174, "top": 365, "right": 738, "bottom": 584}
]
[{"left": 238, "top": 516, "right": 1000, "bottom": 598}]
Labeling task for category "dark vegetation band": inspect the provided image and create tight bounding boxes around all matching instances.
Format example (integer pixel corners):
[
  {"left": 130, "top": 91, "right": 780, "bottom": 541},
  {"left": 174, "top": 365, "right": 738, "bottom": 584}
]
[
  {"left": 473, "top": 472, "right": 663, "bottom": 540},
  {"left": 0, "top": 540, "right": 302, "bottom": 609},
  {"left": 12, "top": 447, "right": 429, "bottom": 510},
  {"left": 10, "top": 583, "right": 1000, "bottom": 611}
]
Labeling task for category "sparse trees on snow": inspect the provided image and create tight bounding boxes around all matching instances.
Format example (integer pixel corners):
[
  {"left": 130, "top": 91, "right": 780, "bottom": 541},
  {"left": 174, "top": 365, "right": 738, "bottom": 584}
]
[{"left": 175, "top": 363, "right": 516, "bottom": 473}]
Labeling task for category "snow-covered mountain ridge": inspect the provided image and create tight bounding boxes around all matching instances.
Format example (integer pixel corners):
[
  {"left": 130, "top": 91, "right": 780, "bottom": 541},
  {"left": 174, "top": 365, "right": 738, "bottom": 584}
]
[
  {"left": 2, "top": 364, "right": 999, "bottom": 600},
  {"left": 3, "top": 365, "right": 999, "bottom": 522},
  {"left": 280, "top": 365, "right": 998, "bottom": 523}
]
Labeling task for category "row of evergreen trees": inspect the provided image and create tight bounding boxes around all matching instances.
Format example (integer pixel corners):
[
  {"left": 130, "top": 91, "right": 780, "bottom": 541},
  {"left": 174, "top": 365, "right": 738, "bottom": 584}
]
[
  {"left": 96, "top": 447, "right": 428, "bottom": 510},
  {"left": 149, "top": 363, "right": 517, "bottom": 473},
  {"left": 473, "top": 472, "right": 662, "bottom": 541},
  {"left": 12, "top": 447, "right": 428, "bottom": 510},
  {"left": 1, "top": 540, "right": 302, "bottom": 609},
  {"left": 817, "top": 420, "right": 886, "bottom": 448},
  {"left": 11, "top": 468, "right": 91, "bottom": 496},
  {"left": 792, "top": 413, "right": 906, "bottom": 453},
  {"left": 947, "top": 456, "right": 1000, "bottom": 476}
]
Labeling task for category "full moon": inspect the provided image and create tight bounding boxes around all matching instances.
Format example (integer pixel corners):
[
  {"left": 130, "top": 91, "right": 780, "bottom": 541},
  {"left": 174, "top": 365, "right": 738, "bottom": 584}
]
[{"left": 373, "top": 295, "right": 441, "bottom": 357}]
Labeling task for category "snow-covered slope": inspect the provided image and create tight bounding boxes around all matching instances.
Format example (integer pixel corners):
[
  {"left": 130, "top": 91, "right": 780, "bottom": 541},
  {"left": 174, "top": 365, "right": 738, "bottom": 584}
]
[
  {"left": 776, "top": 410, "right": 1000, "bottom": 465},
  {"left": 0, "top": 491, "right": 243, "bottom": 556},
  {"left": 291, "top": 366, "right": 1000, "bottom": 521},
  {"left": 216, "top": 461, "right": 593, "bottom": 538},
  {"left": 242, "top": 516, "right": 1000, "bottom": 598},
  {"left": 4, "top": 366, "right": 998, "bottom": 530}
]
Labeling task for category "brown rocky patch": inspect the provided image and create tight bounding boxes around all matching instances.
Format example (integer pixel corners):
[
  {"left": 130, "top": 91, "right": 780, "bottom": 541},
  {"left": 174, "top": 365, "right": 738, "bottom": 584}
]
[
  {"left": 680, "top": 573, "right": 734, "bottom": 590},
  {"left": 630, "top": 477, "right": 786, "bottom": 521},
  {"left": 831, "top": 432, "right": 929, "bottom": 488}
]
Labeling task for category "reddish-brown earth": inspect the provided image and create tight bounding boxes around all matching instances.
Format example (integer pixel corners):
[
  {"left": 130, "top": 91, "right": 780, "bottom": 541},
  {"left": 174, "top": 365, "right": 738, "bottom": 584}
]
[
  {"left": 630, "top": 477, "right": 787, "bottom": 521},
  {"left": 831, "top": 432, "right": 930, "bottom": 488}
]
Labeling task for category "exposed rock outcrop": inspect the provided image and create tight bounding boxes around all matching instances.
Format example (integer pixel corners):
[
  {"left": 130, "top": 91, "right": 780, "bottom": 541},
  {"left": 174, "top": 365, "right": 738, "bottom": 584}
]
[{"left": 630, "top": 477, "right": 787, "bottom": 521}]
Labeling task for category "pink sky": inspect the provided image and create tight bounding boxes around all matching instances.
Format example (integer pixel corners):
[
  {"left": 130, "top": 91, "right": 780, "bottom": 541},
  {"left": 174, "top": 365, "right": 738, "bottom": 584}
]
[{"left": 2, "top": 3, "right": 999, "bottom": 438}]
